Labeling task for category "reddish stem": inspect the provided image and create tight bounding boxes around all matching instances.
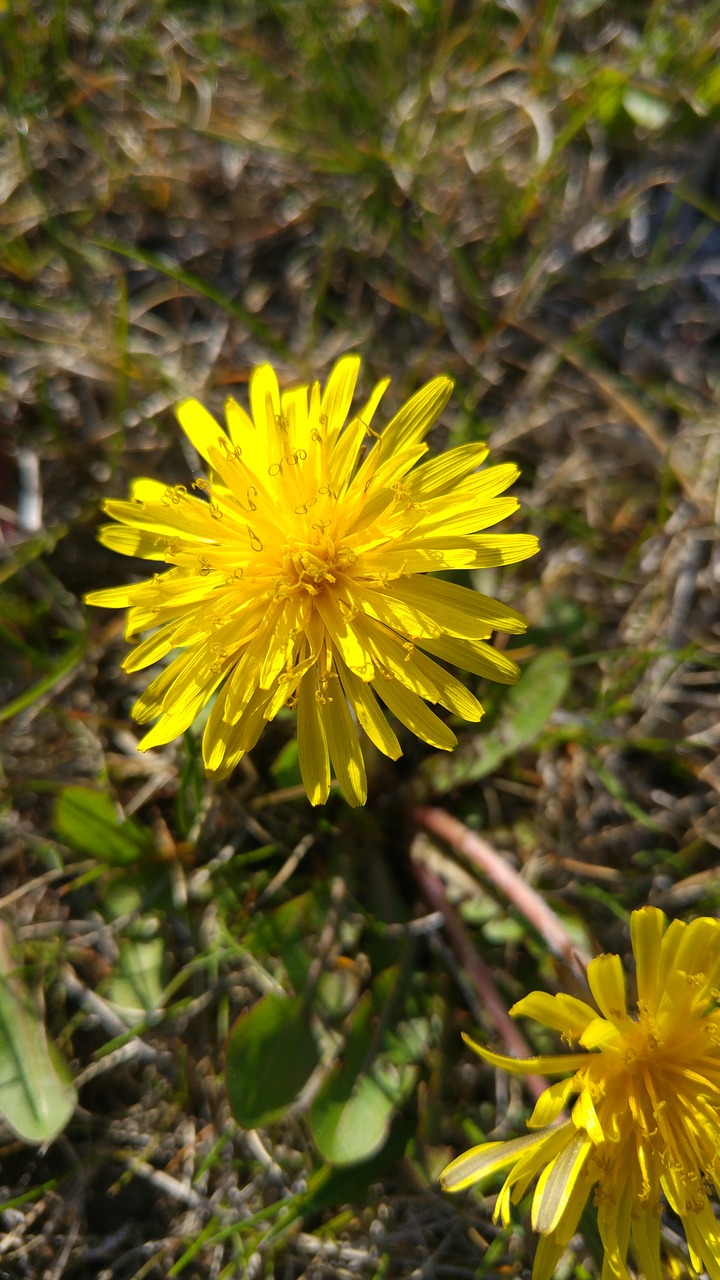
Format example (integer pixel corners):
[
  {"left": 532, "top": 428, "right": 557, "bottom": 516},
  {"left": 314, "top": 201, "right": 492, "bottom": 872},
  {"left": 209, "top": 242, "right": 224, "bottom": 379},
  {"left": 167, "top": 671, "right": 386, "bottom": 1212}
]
[
  {"left": 413, "top": 806, "right": 591, "bottom": 982},
  {"left": 413, "top": 860, "right": 547, "bottom": 1102}
]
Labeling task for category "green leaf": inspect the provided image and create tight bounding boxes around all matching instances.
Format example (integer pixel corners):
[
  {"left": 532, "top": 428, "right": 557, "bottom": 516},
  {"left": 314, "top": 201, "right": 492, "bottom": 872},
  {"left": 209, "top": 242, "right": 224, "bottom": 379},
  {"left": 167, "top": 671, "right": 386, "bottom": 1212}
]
[
  {"left": 226, "top": 993, "right": 320, "bottom": 1129},
  {"left": 0, "top": 924, "right": 76, "bottom": 1144},
  {"left": 54, "top": 786, "right": 154, "bottom": 864},
  {"left": 270, "top": 738, "right": 302, "bottom": 790},
  {"left": 106, "top": 937, "right": 166, "bottom": 1021},
  {"left": 244, "top": 892, "right": 326, "bottom": 991},
  {"left": 422, "top": 648, "right": 570, "bottom": 794},
  {"left": 308, "top": 968, "right": 423, "bottom": 1166}
]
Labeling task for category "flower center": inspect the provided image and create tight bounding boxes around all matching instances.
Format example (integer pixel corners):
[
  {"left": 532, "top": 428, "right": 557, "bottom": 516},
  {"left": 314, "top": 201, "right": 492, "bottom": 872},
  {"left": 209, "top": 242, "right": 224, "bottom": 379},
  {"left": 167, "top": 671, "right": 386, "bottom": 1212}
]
[
  {"left": 622, "top": 1015, "right": 661, "bottom": 1068},
  {"left": 279, "top": 535, "right": 356, "bottom": 596}
]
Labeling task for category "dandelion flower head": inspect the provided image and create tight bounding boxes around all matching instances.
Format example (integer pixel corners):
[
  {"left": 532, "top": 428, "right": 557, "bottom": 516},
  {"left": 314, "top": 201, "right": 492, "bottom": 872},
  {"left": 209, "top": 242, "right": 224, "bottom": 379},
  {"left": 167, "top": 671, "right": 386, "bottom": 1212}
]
[
  {"left": 441, "top": 907, "right": 720, "bottom": 1280},
  {"left": 86, "top": 356, "right": 537, "bottom": 806}
]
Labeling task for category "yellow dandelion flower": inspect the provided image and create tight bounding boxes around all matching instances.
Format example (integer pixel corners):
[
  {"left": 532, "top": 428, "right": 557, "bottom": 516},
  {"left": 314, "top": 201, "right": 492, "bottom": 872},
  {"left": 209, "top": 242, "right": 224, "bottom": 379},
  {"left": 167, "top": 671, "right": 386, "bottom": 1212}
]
[
  {"left": 440, "top": 907, "right": 720, "bottom": 1280},
  {"left": 86, "top": 356, "right": 537, "bottom": 806}
]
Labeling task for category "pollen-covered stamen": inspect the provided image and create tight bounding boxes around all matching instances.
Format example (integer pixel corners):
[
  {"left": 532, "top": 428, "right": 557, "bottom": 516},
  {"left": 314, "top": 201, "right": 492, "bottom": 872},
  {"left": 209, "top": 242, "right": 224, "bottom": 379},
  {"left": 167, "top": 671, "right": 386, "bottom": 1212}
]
[{"left": 279, "top": 535, "right": 356, "bottom": 597}]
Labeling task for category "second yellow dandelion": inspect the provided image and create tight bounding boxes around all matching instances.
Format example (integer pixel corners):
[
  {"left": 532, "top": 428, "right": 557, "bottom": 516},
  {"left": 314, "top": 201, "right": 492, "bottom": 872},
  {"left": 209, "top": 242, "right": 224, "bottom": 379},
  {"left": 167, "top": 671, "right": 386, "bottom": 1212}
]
[{"left": 441, "top": 906, "right": 720, "bottom": 1280}]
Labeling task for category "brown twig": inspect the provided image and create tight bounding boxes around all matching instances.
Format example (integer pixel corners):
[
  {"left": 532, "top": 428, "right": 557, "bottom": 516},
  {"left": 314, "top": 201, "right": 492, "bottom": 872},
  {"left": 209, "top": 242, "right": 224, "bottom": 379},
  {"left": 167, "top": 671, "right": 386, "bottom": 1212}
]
[{"left": 413, "top": 806, "right": 591, "bottom": 982}]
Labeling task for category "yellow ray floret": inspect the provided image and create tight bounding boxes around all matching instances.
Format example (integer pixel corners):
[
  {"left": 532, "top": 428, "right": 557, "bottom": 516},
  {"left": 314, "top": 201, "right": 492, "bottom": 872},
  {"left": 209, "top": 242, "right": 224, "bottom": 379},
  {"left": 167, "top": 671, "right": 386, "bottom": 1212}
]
[
  {"left": 440, "top": 906, "right": 720, "bottom": 1280},
  {"left": 86, "top": 355, "right": 538, "bottom": 806}
]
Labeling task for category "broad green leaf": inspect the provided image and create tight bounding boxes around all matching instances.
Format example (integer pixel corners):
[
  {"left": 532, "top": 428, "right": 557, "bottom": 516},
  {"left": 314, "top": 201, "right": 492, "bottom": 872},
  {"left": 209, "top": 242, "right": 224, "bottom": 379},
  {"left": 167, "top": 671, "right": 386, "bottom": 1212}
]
[
  {"left": 422, "top": 648, "right": 570, "bottom": 794},
  {"left": 308, "top": 968, "right": 425, "bottom": 1166},
  {"left": 54, "top": 786, "right": 153, "bottom": 864},
  {"left": 0, "top": 924, "right": 76, "bottom": 1144},
  {"left": 226, "top": 993, "right": 320, "bottom": 1129},
  {"left": 106, "top": 937, "right": 166, "bottom": 1021}
]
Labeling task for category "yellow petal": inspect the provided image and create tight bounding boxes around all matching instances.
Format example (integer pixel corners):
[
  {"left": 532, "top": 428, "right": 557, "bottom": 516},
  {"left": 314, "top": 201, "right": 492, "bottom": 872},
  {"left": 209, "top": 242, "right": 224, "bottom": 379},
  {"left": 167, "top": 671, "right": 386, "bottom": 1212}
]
[
  {"left": 511, "top": 991, "right": 597, "bottom": 1041},
  {"left": 532, "top": 1129, "right": 592, "bottom": 1235},
  {"left": 85, "top": 584, "right": 136, "bottom": 607},
  {"left": 419, "top": 632, "right": 521, "bottom": 684},
  {"left": 571, "top": 1086, "right": 605, "bottom": 1144},
  {"left": 453, "top": 460, "right": 522, "bottom": 502},
  {"left": 406, "top": 442, "right": 489, "bottom": 499},
  {"left": 355, "top": 535, "right": 538, "bottom": 578},
  {"left": 679, "top": 1195, "right": 720, "bottom": 1280},
  {"left": 131, "top": 648, "right": 195, "bottom": 722},
  {"left": 578, "top": 1017, "right": 622, "bottom": 1051},
  {"left": 223, "top": 643, "right": 267, "bottom": 725},
  {"left": 130, "top": 477, "right": 172, "bottom": 503},
  {"left": 328, "top": 414, "right": 372, "bottom": 494},
  {"left": 102, "top": 495, "right": 220, "bottom": 541},
  {"left": 281, "top": 384, "right": 309, "bottom": 449},
  {"left": 409, "top": 647, "right": 484, "bottom": 721},
  {"left": 587, "top": 953, "right": 627, "bottom": 1023},
  {"left": 392, "top": 574, "right": 528, "bottom": 638},
  {"left": 378, "top": 375, "right": 453, "bottom": 456},
  {"left": 314, "top": 593, "right": 375, "bottom": 680},
  {"left": 353, "top": 547, "right": 477, "bottom": 575},
  {"left": 629, "top": 1204, "right": 662, "bottom": 1280},
  {"left": 353, "top": 616, "right": 435, "bottom": 698},
  {"left": 349, "top": 580, "right": 443, "bottom": 640},
  {"left": 118, "top": 567, "right": 221, "bottom": 609},
  {"left": 533, "top": 1235, "right": 568, "bottom": 1280},
  {"left": 375, "top": 676, "right": 457, "bottom": 751},
  {"left": 250, "top": 363, "right": 281, "bottom": 430},
  {"left": 122, "top": 626, "right": 175, "bottom": 672},
  {"left": 257, "top": 601, "right": 295, "bottom": 689},
  {"left": 176, "top": 398, "right": 227, "bottom": 467},
  {"left": 202, "top": 683, "right": 233, "bottom": 773},
  {"left": 353, "top": 374, "right": 390, "bottom": 433},
  {"left": 527, "top": 1077, "right": 577, "bottom": 1129},
  {"left": 232, "top": 686, "right": 277, "bottom": 751},
  {"left": 596, "top": 1164, "right": 632, "bottom": 1277},
  {"left": 320, "top": 354, "right": 360, "bottom": 441},
  {"left": 440, "top": 1131, "right": 546, "bottom": 1193},
  {"left": 336, "top": 659, "right": 402, "bottom": 760},
  {"left": 97, "top": 524, "right": 201, "bottom": 561},
  {"left": 462, "top": 1032, "right": 589, "bottom": 1077},
  {"left": 410, "top": 494, "right": 520, "bottom": 539},
  {"left": 364, "top": 442, "right": 429, "bottom": 495},
  {"left": 503, "top": 1122, "right": 577, "bottom": 1209},
  {"left": 629, "top": 906, "right": 666, "bottom": 1015},
  {"left": 321, "top": 684, "right": 367, "bottom": 806},
  {"left": 225, "top": 395, "right": 268, "bottom": 475},
  {"left": 297, "top": 672, "right": 330, "bottom": 805},
  {"left": 137, "top": 652, "right": 229, "bottom": 750},
  {"left": 673, "top": 915, "right": 720, "bottom": 986},
  {"left": 403, "top": 532, "right": 540, "bottom": 567}
]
